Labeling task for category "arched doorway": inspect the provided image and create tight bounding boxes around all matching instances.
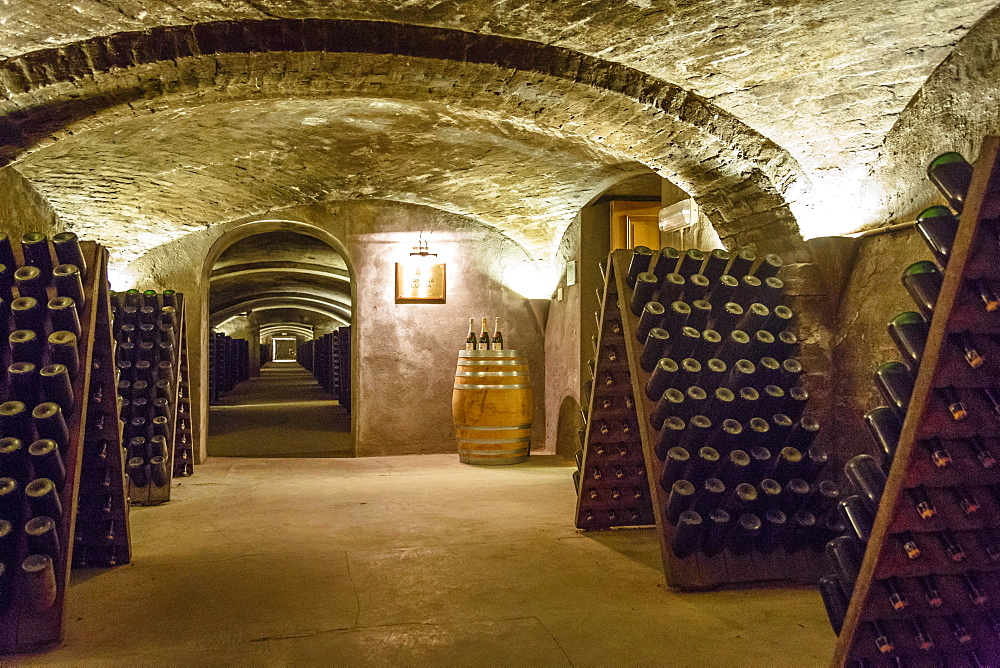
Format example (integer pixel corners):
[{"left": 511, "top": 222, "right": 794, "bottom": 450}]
[{"left": 206, "top": 227, "right": 354, "bottom": 457}]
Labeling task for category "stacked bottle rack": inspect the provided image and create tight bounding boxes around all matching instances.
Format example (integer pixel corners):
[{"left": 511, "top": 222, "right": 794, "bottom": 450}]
[
  {"left": 576, "top": 245, "right": 831, "bottom": 589},
  {"left": 73, "top": 267, "right": 131, "bottom": 568},
  {"left": 111, "top": 290, "right": 185, "bottom": 505},
  {"left": 830, "top": 139, "right": 1000, "bottom": 666},
  {"left": 0, "top": 233, "right": 125, "bottom": 652},
  {"left": 306, "top": 328, "right": 351, "bottom": 409},
  {"left": 208, "top": 332, "right": 249, "bottom": 404}
]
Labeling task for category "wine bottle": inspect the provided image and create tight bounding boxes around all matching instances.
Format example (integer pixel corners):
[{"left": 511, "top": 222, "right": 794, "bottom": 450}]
[
  {"left": 939, "top": 530, "right": 967, "bottom": 562},
  {"left": 630, "top": 272, "right": 659, "bottom": 316},
  {"left": 712, "top": 302, "right": 745, "bottom": 334},
  {"left": 887, "top": 311, "right": 928, "bottom": 370},
  {"left": 14, "top": 266, "right": 46, "bottom": 302},
  {"left": 863, "top": 407, "right": 902, "bottom": 466},
  {"left": 749, "top": 330, "right": 776, "bottom": 360},
  {"left": 758, "top": 508, "right": 787, "bottom": 553},
  {"left": 783, "top": 509, "right": 816, "bottom": 553},
  {"left": 808, "top": 480, "right": 840, "bottom": 514},
  {"left": 653, "top": 417, "right": 687, "bottom": 460},
  {"left": 734, "top": 386, "right": 760, "bottom": 423},
  {"left": 725, "top": 359, "right": 756, "bottom": 390},
  {"left": 25, "top": 516, "right": 59, "bottom": 558},
  {"left": 696, "top": 357, "right": 727, "bottom": 391},
  {"left": 781, "top": 478, "right": 810, "bottom": 515},
  {"left": 735, "top": 275, "right": 763, "bottom": 305},
  {"left": 936, "top": 386, "right": 967, "bottom": 420},
  {"left": 659, "top": 446, "right": 691, "bottom": 489},
  {"left": 676, "top": 248, "right": 705, "bottom": 278},
  {"left": 52, "top": 232, "right": 87, "bottom": 279},
  {"left": 658, "top": 273, "right": 686, "bottom": 304},
  {"left": 953, "top": 331, "right": 985, "bottom": 369},
  {"left": 766, "top": 306, "right": 794, "bottom": 335},
  {"left": 127, "top": 456, "right": 148, "bottom": 487},
  {"left": 964, "top": 435, "right": 997, "bottom": 469},
  {"left": 476, "top": 318, "right": 489, "bottom": 351},
  {"left": 757, "top": 478, "right": 782, "bottom": 510},
  {"left": 28, "top": 440, "right": 65, "bottom": 490},
  {"left": 920, "top": 437, "right": 952, "bottom": 468},
  {"left": 717, "top": 448, "right": 750, "bottom": 486},
  {"left": 918, "top": 574, "right": 943, "bottom": 608},
  {"left": 25, "top": 478, "right": 62, "bottom": 520},
  {"left": 927, "top": 151, "right": 973, "bottom": 213},
  {"left": 626, "top": 246, "right": 653, "bottom": 288},
  {"left": 728, "top": 513, "right": 761, "bottom": 556},
  {"left": 680, "top": 274, "right": 710, "bottom": 303},
  {"left": 839, "top": 495, "right": 875, "bottom": 542},
  {"left": 636, "top": 301, "right": 666, "bottom": 342},
  {"left": 717, "top": 330, "right": 751, "bottom": 363},
  {"left": 825, "top": 535, "right": 864, "bottom": 585},
  {"left": 785, "top": 386, "right": 809, "bottom": 421},
  {"left": 650, "top": 247, "right": 680, "bottom": 280},
  {"left": 52, "top": 264, "right": 84, "bottom": 307},
  {"left": 661, "top": 301, "right": 692, "bottom": 334},
  {"left": 32, "top": 402, "right": 69, "bottom": 448},
  {"left": 645, "top": 358, "right": 679, "bottom": 401},
  {"left": 907, "top": 485, "right": 936, "bottom": 520},
  {"left": 874, "top": 361, "right": 914, "bottom": 418},
  {"left": 947, "top": 614, "right": 972, "bottom": 645},
  {"left": 700, "top": 508, "right": 731, "bottom": 557},
  {"left": 758, "top": 277, "right": 784, "bottom": 309},
  {"left": 21, "top": 233, "right": 53, "bottom": 280},
  {"left": 671, "top": 510, "right": 703, "bottom": 559},
  {"left": 665, "top": 479, "right": 696, "bottom": 524},
  {"left": 908, "top": 617, "right": 934, "bottom": 651},
  {"left": 729, "top": 248, "right": 755, "bottom": 278},
  {"left": 974, "top": 278, "right": 1000, "bottom": 312},
  {"left": 738, "top": 303, "right": 770, "bottom": 334},
  {"left": 688, "top": 299, "right": 713, "bottom": 332},
  {"left": 20, "top": 554, "right": 56, "bottom": 612},
  {"left": 709, "top": 275, "right": 739, "bottom": 306},
  {"left": 701, "top": 249, "right": 730, "bottom": 281},
  {"left": 47, "top": 297, "right": 81, "bottom": 339},
  {"left": 490, "top": 317, "right": 503, "bottom": 351},
  {"left": 771, "top": 445, "right": 803, "bottom": 482},
  {"left": 951, "top": 486, "right": 980, "bottom": 516},
  {"left": 897, "top": 531, "right": 922, "bottom": 559},
  {"left": 47, "top": 331, "right": 79, "bottom": 380},
  {"left": 671, "top": 327, "right": 701, "bottom": 360},
  {"left": 684, "top": 446, "right": 720, "bottom": 486},
  {"left": 9, "top": 329, "right": 41, "bottom": 365},
  {"left": 959, "top": 570, "right": 987, "bottom": 604},
  {"left": 915, "top": 205, "right": 959, "bottom": 266},
  {"left": 818, "top": 575, "right": 849, "bottom": 634},
  {"left": 902, "top": 261, "right": 942, "bottom": 319},
  {"left": 640, "top": 328, "right": 670, "bottom": 372},
  {"left": 678, "top": 416, "right": 713, "bottom": 455},
  {"left": 705, "top": 387, "right": 736, "bottom": 424},
  {"left": 844, "top": 454, "right": 887, "bottom": 513},
  {"left": 786, "top": 416, "right": 820, "bottom": 451}
]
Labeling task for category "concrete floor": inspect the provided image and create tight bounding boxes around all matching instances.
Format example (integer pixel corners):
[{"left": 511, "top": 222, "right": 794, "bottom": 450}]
[{"left": 21, "top": 363, "right": 836, "bottom": 666}]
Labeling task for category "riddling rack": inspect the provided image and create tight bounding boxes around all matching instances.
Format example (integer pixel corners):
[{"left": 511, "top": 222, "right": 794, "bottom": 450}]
[
  {"left": 0, "top": 233, "right": 117, "bottom": 652},
  {"left": 576, "top": 245, "right": 832, "bottom": 589},
  {"left": 173, "top": 315, "right": 193, "bottom": 478},
  {"left": 573, "top": 256, "right": 655, "bottom": 529},
  {"left": 111, "top": 290, "right": 186, "bottom": 505},
  {"left": 73, "top": 264, "right": 131, "bottom": 568},
  {"left": 832, "top": 140, "right": 1000, "bottom": 666}
]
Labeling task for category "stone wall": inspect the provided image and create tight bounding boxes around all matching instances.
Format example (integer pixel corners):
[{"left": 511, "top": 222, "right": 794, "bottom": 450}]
[
  {"left": 0, "top": 166, "right": 59, "bottom": 237},
  {"left": 129, "top": 200, "right": 546, "bottom": 459}
]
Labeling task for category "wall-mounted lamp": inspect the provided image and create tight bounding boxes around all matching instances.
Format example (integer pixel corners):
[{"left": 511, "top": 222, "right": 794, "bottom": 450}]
[{"left": 395, "top": 239, "right": 446, "bottom": 304}]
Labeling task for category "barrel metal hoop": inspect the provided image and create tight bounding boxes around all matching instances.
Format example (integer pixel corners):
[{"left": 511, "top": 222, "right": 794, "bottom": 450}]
[
  {"left": 458, "top": 350, "right": 520, "bottom": 358},
  {"left": 454, "top": 424, "right": 532, "bottom": 431},
  {"left": 455, "top": 371, "right": 526, "bottom": 377},
  {"left": 453, "top": 383, "right": 531, "bottom": 390},
  {"left": 456, "top": 437, "right": 530, "bottom": 444},
  {"left": 456, "top": 359, "right": 523, "bottom": 366},
  {"left": 458, "top": 447, "right": 530, "bottom": 455}
]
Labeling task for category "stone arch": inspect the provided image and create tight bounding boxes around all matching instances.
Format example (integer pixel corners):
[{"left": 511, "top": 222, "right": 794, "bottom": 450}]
[{"left": 0, "top": 19, "right": 808, "bottom": 252}]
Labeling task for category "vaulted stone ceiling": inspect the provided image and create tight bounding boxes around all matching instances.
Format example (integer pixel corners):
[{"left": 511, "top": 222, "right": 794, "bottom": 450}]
[
  {"left": 210, "top": 230, "right": 350, "bottom": 331},
  {"left": 0, "top": 0, "right": 997, "bottom": 272}
]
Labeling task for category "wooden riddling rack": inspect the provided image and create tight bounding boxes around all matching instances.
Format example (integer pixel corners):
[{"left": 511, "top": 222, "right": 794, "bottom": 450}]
[
  {"left": 833, "top": 139, "right": 1000, "bottom": 666},
  {"left": 73, "top": 265, "right": 131, "bottom": 568},
  {"left": 208, "top": 331, "right": 249, "bottom": 404},
  {"left": 572, "top": 256, "right": 656, "bottom": 530},
  {"left": 576, "top": 246, "right": 832, "bottom": 590},
  {"left": 0, "top": 234, "right": 125, "bottom": 652},
  {"left": 110, "top": 290, "right": 186, "bottom": 504},
  {"left": 173, "top": 316, "right": 193, "bottom": 478}
]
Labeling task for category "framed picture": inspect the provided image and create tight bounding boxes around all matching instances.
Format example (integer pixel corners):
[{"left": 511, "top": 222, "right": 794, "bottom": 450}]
[{"left": 395, "top": 260, "right": 446, "bottom": 303}]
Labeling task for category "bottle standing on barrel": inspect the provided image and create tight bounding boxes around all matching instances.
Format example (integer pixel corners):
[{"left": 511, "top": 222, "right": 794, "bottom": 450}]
[
  {"left": 466, "top": 319, "right": 476, "bottom": 351},
  {"left": 478, "top": 318, "right": 490, "bottom": 351},
  {"left": 492, "top": 317, "right": 504, "bottom": 351}
]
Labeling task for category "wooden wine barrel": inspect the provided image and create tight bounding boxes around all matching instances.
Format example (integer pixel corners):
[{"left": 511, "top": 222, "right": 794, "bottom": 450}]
[{"left": 452, "top": 350, "right": 532, "bottom": 465}]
